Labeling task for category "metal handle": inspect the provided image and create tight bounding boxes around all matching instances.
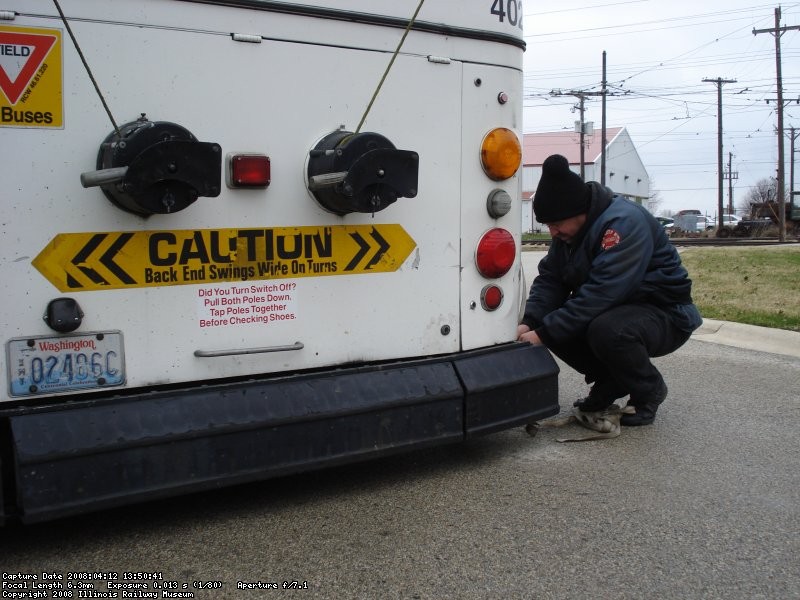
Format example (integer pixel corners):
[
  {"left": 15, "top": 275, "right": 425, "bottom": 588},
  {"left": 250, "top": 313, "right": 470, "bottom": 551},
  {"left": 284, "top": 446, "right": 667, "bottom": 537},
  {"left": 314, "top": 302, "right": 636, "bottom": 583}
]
[
  {"left": 194, "top": 341, "right": 304, "bottom": 357},
  {"left": 80, "top": 166, "right": 129, "bottom": 188},
  {"left": 307, "top": 171, "right": 347, "bottom": 191}
]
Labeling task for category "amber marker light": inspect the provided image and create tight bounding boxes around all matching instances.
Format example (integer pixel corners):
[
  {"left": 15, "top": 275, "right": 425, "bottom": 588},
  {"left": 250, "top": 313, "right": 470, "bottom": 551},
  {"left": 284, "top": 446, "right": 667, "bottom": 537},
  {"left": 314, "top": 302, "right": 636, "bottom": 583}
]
[{"left": 480, "top": 128, "right": 521, "bottom": 181}]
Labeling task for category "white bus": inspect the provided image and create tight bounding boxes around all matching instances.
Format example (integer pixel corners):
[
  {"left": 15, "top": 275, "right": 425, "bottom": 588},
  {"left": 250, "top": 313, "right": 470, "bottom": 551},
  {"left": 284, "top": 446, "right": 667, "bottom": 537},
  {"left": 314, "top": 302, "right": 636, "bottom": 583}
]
[{"left": 0, "top": 0, "right": 557, "bottom": 524}]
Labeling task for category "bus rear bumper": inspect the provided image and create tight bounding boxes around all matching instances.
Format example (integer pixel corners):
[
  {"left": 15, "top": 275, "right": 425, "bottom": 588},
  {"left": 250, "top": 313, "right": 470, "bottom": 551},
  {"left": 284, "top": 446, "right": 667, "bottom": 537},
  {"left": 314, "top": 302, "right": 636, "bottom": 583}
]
[{"left": 1, "top": 342, "right": 558, "bottom": 524}]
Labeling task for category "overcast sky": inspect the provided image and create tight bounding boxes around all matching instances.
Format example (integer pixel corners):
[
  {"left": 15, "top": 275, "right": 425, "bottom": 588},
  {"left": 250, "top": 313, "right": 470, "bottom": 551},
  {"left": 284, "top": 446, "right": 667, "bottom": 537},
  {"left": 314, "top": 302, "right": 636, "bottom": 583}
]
[{"left": 522, "top": 1, "right": 800, "bottom": 216}]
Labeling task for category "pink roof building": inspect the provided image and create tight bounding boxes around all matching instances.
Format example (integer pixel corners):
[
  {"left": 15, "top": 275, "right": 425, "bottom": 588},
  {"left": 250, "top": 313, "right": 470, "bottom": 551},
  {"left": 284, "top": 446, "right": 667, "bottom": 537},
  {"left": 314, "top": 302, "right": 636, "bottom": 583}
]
[{"left": 520, "top": 128, "right": 650, "bottom": 232}]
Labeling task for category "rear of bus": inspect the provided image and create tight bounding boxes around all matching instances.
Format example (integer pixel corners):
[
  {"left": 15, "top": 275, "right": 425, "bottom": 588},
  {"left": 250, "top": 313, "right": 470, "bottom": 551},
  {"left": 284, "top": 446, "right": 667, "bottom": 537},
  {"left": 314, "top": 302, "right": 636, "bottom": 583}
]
[{"left": 0, "top": 0, "right": 558, "bottom": 524}]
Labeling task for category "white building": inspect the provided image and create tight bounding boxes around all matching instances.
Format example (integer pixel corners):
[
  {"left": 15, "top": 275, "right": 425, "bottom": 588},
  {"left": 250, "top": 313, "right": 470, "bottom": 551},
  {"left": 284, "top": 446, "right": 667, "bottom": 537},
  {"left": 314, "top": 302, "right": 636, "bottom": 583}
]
[{"left": 521, "top": 127, "right": 650, "bottom": 232}]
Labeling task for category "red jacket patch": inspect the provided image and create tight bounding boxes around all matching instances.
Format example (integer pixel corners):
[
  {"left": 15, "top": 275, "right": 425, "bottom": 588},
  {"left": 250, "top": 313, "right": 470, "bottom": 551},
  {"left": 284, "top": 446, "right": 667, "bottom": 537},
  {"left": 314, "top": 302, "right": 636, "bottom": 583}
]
[{"left": 601, "top": 229, "right": 621, "bottom": 250}]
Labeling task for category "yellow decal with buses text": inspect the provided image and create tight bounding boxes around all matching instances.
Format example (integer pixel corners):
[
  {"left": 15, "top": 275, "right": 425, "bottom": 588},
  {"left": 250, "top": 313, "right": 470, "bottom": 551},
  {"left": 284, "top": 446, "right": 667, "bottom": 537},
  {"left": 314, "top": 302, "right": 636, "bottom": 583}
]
[
  {"left": 33, "top": 225, "right": 417, "bottom": 292},
  {"left": 0, "top": 25, "right": 63, "bottom": 128}
]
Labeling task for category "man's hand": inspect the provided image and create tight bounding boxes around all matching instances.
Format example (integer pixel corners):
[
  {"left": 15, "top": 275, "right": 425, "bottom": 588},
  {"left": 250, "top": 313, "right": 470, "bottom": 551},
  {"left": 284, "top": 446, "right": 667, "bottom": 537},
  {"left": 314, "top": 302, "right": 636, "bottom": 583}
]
[{"left": 517, "top": 324, "right": 543, "bottom": 346}]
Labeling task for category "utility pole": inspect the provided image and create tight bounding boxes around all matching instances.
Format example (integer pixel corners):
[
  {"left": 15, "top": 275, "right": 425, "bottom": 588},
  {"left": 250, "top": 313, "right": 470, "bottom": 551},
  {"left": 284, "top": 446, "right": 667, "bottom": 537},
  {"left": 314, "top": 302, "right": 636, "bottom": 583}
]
[
  {"left": 550, "top": 89, "right": 602, "bottom": 180},
  {"left": 551, "top": 52, "right": 610, "bottom": 183},
  {"left": 789, "top": 127, "right": 799, "bottom": 215},
  {"left": 577, "top": 94, "right": 587, "bottom": 179},
  {"left": 723, "top": 152, "right": 738, "bottom": 215},
  {"left": 703, "top": 77, "right": 736, "bottom": 234},
  {"left": 753, "top": 7, "right": 800, "bottom": 242},
  {"left": 601, "top": 51, "right": 608, "bottom": 186}
]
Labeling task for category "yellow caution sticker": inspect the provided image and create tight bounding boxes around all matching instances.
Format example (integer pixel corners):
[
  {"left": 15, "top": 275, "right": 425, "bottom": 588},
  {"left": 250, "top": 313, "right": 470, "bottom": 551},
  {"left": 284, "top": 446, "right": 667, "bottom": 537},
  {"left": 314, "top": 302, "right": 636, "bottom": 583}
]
[
  {"left": 0, "top": 25, "right": 63, "bottom": 128},
  {"left": 33, "top": 225, "right": 417, "bottom": 292}
]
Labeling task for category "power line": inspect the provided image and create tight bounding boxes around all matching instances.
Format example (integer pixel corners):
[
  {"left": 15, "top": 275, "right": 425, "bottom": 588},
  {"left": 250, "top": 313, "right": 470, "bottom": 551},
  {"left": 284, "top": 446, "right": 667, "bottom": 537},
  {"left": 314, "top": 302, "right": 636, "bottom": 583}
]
[
  {"left": 525, "top": 4, "right": 785, "bottom": 39},
  {"left": 522, "top": 3, "right": 800, "bottom": 210}
]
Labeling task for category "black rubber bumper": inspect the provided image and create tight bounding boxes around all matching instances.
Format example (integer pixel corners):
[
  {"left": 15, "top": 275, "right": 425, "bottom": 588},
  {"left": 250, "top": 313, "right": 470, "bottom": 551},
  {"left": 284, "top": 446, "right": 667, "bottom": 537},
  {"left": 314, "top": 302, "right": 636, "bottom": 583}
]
[{"left": 0, "top": 342, "right": 558, "bottom": 524}]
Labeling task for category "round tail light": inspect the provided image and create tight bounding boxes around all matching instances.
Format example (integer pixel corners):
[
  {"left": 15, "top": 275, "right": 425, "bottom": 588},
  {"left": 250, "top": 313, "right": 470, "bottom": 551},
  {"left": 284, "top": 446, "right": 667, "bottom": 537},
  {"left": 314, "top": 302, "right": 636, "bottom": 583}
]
[
  {"left": 480, "top": 128, "right": 521, "bottom": 181},
  {"left": 481, "top": 285, "right": 504, "bottom": 311},
  {"left": 476, "top": 228, "right": 516, "bottom": 278}
]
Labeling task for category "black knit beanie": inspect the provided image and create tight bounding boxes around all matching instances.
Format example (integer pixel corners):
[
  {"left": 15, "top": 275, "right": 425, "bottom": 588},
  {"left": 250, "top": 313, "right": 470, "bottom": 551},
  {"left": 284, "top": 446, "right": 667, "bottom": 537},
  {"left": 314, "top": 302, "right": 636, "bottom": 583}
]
[{"left": 533, "top": 154, "right": 590, "bottom": 223}]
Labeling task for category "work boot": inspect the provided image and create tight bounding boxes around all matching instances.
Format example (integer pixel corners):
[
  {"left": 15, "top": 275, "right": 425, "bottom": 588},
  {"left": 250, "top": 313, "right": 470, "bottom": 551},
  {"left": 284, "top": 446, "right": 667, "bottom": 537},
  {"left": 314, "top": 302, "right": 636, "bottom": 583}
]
[
  {"left": 621, "top": 382, "right": 668, "bottom": 426},
  {"left": 573, "top": 395, "right": 613, "bottom": 412},
  {"left": 573, "top": 381, "right": 626, "bottom": 412}
]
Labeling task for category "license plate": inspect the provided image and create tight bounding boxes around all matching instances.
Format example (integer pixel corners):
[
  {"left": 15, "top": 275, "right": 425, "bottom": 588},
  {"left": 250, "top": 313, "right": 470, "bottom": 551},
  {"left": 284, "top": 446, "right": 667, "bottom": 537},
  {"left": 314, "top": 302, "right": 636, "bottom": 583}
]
[{"left": 7, "top": 332, "right": 125, "bottom": 397}]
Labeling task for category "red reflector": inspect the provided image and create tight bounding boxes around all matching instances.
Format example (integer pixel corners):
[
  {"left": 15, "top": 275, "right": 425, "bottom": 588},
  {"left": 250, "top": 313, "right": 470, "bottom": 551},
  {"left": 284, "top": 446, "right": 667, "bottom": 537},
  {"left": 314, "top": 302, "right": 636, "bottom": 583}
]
[
  {"left": 230, "top": 154, "right": 271, "bottom": 187},
  {"left": 481, "top": 285, "right": 504, "bottom": 311},
  {"left": 476, "top": 228, "right": 515, "bottom": 278}
]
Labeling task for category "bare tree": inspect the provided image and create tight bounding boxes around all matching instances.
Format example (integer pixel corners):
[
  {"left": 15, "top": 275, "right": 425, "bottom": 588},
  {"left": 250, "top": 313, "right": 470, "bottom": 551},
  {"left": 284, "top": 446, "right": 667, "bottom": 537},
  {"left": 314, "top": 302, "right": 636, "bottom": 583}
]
[
  {"left": 646, "top": 179, "right": 663, "bottom": 215},
  {"left": 738, "top": 178, "right": 788, "bottom": 217}
]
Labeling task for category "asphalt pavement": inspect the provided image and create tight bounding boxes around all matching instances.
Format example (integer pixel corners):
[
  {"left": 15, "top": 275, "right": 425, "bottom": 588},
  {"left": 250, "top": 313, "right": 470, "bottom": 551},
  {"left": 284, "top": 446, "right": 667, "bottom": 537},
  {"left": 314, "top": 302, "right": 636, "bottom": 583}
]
[
  {"left": 3, "top": 336, "right": 796, "bottom": 600},
  {"left": 0, "top": 251, "right": 796, "bottom": 600}
]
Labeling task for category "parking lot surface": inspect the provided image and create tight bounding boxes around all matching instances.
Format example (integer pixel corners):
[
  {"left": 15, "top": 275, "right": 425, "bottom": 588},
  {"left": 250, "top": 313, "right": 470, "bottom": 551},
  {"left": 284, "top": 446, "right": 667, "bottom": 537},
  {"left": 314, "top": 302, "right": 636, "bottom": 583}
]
[{"left": 1, "top": 252, "right": 797, "bottom": 599}]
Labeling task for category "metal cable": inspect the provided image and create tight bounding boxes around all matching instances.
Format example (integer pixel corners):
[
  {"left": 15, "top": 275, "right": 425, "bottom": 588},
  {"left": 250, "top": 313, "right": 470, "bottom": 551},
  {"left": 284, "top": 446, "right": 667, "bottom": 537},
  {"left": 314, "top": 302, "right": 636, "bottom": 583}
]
[
  {"left": 52, "top": 0, "right": 121, "bottom": 137},
  {"left": 354, "top": 0, "right": 426, "bottom": 134}
]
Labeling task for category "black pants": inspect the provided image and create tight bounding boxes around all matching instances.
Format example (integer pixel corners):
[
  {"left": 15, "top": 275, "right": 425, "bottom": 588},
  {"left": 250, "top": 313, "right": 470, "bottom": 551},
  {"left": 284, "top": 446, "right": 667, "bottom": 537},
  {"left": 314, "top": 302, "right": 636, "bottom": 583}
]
[{"left": 545, "top": 303, "right": 692, "bottom": 405}]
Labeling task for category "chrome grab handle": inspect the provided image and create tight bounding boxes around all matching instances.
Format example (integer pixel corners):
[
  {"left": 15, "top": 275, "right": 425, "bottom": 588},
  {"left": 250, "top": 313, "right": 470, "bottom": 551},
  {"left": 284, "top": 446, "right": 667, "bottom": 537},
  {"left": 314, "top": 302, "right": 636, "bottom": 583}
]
[
  {"left": 194, "top": 342, "right": 304, "bottom": 357},
  {"left": 80, "top": 166, "right": 129, "bottom": 188},
  {"left": 307, "top": 171, "right": 347, "bottom": 191}
]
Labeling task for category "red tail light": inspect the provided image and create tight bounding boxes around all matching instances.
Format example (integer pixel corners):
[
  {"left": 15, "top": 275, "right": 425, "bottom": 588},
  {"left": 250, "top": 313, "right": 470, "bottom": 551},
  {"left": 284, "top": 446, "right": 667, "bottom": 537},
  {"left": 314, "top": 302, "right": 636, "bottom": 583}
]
[
  {"left": 481, "top": 285, "right": 504, "bottom": 310},
  {"left": 228, "top": 153, "right": 271, "bottom": 187},
  {"left": 476, "top": 228, "right": 515, "bottom": 278}
]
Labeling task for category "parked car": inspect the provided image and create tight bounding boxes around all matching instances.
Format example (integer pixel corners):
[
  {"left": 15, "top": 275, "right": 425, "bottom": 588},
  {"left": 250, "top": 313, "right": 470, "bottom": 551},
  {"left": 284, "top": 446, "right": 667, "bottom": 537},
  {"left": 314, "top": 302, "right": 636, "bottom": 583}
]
[
  {"left": 706, "top": 214, "right": 741, "bottom": 229},
  {"left": 656, "top": 216, "right": 675, "bottom": 233},
  {"left": 696, "top": 216, "right": 711, "bottom": 231}
]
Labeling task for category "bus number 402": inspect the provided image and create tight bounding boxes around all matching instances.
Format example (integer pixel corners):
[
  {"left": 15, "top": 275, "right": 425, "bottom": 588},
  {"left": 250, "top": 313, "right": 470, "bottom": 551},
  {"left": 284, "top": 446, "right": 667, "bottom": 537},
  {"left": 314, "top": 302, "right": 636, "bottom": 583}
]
[{"left": 491, "top": 0, "right": 523, "bottom": 29}]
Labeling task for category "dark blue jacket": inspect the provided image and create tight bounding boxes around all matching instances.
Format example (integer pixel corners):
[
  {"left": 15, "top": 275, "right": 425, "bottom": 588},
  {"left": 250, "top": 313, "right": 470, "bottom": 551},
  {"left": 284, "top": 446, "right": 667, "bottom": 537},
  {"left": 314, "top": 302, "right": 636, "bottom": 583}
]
[{"left": 522, "top": 183, "right": 702, "bottom": 346}]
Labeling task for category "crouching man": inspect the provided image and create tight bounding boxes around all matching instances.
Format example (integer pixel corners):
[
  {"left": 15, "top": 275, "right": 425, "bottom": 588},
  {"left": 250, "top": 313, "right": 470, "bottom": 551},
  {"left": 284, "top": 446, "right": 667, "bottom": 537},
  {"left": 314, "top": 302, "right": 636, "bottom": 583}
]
[{"left": 518, "top": 154, "right": 702, "bottom": 426}]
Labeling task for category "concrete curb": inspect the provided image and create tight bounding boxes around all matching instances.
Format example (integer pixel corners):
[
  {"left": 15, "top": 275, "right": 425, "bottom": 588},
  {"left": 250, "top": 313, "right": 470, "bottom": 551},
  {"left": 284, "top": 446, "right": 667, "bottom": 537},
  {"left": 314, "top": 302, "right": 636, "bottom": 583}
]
[{"left": 692, "top": 318, "right": 800, "bottom": 359}]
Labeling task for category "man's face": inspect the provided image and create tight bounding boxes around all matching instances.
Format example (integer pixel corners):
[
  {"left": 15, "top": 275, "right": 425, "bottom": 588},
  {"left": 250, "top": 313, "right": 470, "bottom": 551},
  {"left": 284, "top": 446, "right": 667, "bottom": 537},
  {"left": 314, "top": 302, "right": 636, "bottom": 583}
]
[{"left": 545, "top": 213, "right": 588, "bottom": 243}]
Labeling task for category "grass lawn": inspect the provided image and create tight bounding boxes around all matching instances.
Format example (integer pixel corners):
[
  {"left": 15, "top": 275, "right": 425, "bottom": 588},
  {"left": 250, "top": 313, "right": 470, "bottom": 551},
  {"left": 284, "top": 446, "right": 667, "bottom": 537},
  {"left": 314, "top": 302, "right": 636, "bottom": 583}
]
[
  {"left": 679, "top": 245, "right": 800, "bottom": 332},
  {"left": 522, "top": 232, "right": 551, "bottom": 243}
]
